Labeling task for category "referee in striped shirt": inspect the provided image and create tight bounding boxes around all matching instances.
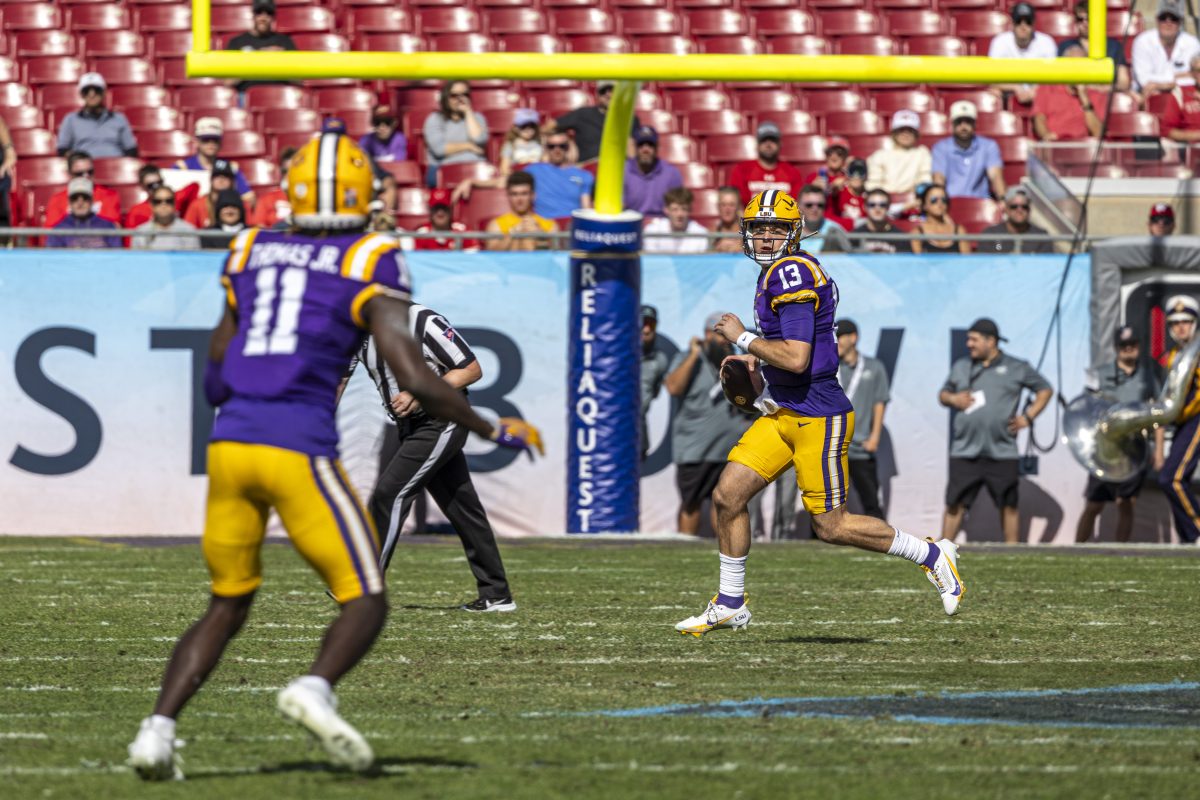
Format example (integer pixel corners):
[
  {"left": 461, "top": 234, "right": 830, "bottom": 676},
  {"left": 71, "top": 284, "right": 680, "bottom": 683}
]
[{"left": 348, "top": 304, "right": 514, "bottom": 612}]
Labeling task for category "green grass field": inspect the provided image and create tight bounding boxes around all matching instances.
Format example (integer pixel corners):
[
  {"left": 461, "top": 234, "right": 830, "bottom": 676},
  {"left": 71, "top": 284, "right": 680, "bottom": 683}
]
[{"left": 2, "top": 536, "right": 1199, "bottom": 799}]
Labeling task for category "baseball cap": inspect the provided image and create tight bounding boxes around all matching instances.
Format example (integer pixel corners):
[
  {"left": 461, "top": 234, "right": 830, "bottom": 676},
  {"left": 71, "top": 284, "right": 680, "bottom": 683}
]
[
  {"left": 836, "top": 319, "right": 858, "bottom": 337},
  {"left": 1115, "top": 326, "right": 1139, "bottom": 347},
  {"left": 78, "top": 72, "right": 106, "bottom": 93},
  {"left": 968, "top": 317, "right": 1008, "bottom": 342},
  {"left": 891, "top": 109, "right": 921, "bottom": 133},
  {"left": 211, "top": 158, "right": 235, "bottom": 178},
  {"left": 1158, "top": 0, "right": 1185, "bottom": 19},
  {"left": 1004, "top": 186, "right": 1031, "bottom": 203},
  {"left": 826, "top": 135, "right": 850, "bottom": 152},
  {"left": 253, "top": 0, "right": 276, "bottom": 15},
  {"left": 67, "top": 177, "right": 94, "bottom": 198},
  {"left": 194, "top": 117, "right": 224, "bottom": 138},
  {"left": 756, "top": 121, "right": 782, "bottom": 141},
  {"left": 429, "top": 188, "right": 453, "bottom": 209},
  {"left": 1010, "top": 2, "right": 1035, "bottom": 21},
  {"left": 1165, "top": 294, "right": 1200, "bottom": 322},
  {"left": 1149, "top": 202, "right": 1175, "bottom": 221},
  {"left": 513, "top": 108, "right": 540, "bottom": 127},
  {"left": 371, "top": 105, "right": 396, "bottom": 125},
  {"left": 641, "top": 304, "right": 658, "bottom": 323},
  {"left": 949, "top": 100, "right": 978, "bottom": 122},
  {"left": 634, "top": 125, "right": 658, "bottom": 145},
  {"left": 848, "top": 158, "right": 868, "bottom": 178}
]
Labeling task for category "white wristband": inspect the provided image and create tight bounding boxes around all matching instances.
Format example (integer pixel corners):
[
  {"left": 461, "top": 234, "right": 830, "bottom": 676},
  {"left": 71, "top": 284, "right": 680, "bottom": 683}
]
[{"left": 736, "top": 331, "right": 759, "bottom": 352}]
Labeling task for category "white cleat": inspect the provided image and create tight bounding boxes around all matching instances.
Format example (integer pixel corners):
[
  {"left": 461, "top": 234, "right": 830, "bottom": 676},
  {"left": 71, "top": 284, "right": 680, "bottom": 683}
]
[
  {"left": 277, "top": 679, "right": 374, "bottom": 772},
  {"left": 675, "top": 595, "right": 752, "bottom": 637},
  {"left": 127, "top": 717, "right": 184, "bottom": 781},
  {"left": 923, "top": 539, "right": 965, "bottom": 616}
]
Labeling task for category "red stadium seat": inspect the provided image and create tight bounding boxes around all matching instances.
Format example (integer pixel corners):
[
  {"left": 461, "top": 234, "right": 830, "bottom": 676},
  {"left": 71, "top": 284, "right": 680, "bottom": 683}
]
[
  {"left": 67, "top": 5, "right": 130, "bottom": 31},
  {"left": 14, "top": 30, "right": 76, "bottom": 57},
  {"left": 1, "top": 106, "right": 44, "bottom": 130},
  {"left": 952, "top": 11, "right": 1009, "bottom": 41},
  {"left": 872, "top": 89, "right": 936, "bottom": 115},
  {"left": 123, "top": 105, "right": 182, "bottom": 131},
  {"left": 754, "top": 9, "right": 817, "bottom": 36},
  {"left": 762, "top": 109, "right": 819, "bottom": 135},
  {"left": 270, "top": 131, "right": 317, "bottom": 159},
  {"left": 996, "top": 135, "right": 1028, "bottom": 164},
  {"left": 916, "top": 110, "right": 949, "bottom": 137},
  {"left": 462, "top": 188, "right": 509, "bottom": 230},
  {"left": 684, "top": 108, "right": 749, "bottom": 137},
  {"left": 262, "top": 107, "right": 320, "bottom": 134},
  {"left": 2, "top": 4, "right": 63, "bottom": 32},
  {"left": 802, "top": 89, "right": 868, "bottom": 114},
  {"left": 563, "top": 34, "right": 630, "bottom": 53},
  {"left": 416, "top": 8, "right": 481, "bottom": 35},
  {"left": 686, "top": 9, "right": 750, "bottom": 37},
  {"left": 18, "top": 157, "right": 71, "bottom": 187},
  {"left": 314, "top": 87, "right": 377, "bottom": 113},
  {"left": 395, "top": 187, "right": 430, "bottom": 217},
  {"left": 275, "top": 6, "right": 335, "bottom": 33},
  {"left": 703, "top": 133, "right": 757, "bottom": 164},
  {"left": 656, "top": 133, "right": 699, "bottom": 163},
  {"left": 809, "top": 0, "right": 866, "bottom": 7},
  {"left": 549, "top": 9, "right": 614, "bottom": 36},
  {"left": 836, "top": 35, "right": 898, "bottom": 56},
  {"left": 136, "top": 130, "right": 194, "bottom": 160},
  {"left": 178, "top": 85, "right": 239, "bottom": 109},
  {"left": 438, "top": 162, "right": 498, "bottom": 189},
  {"left": 939, "top": 0, "right": 994, "bottom": 7},
  {"left": 348, "top": 6, "right": 413, "bottom": 36},
  {"left": 216, "top": 130, "right": 266, "bottom": 159},
  {"left": 824, "top": 109, "right": 886, "bottom": 136},
  {"left": 133, "top": 4, "right": 191, "bottom": 32},
  {"left": 92, "top": 156, "right": 144, "bottom": 185},
  {"left": 477, "top": 0, "right": 539, "bottom": 6},
  {"left": 209, "top": 6, "right": 252, "bottom": 33},
  {"left": 528, "top": 86, "right": 592, "bottom": 113},
  {"left": 24, "top": 56, "right": 86, "bottom": 86},
  {"left": 429, "top": 33, "right": 494, "bottom": 52},
  {"left": 876, "top": 0, "right": 934, "bottom": 7},
  {"left": 904, "top": 36, "right": 970, "bottom": 57},
  {"left": 618, "top": 9, "right": 680, "bottom": 36},
  {"left": 357, "top": 33, "right": 426, "bottom": 53},
  {"left": 81, "top": 30, "right": 145, "bottom": 57},
  {"left": 698, "top": 36, "right": 761, "bottom": 55},
  {"left": 160, "top": 58, "right": 220, "bottom": 87},
  {"left": 841, "top": 135, "right": 885, "bottom": 160},
  {"left": 633, "top": 107, "right": 676, "bottom": 134},
  {"left": 485, "top": 8, "right": 548, "bottom": 34},
  {"left": 378, "top": 161, "right": 423, "bottom": 186},
  {"left": 147, "top": 30, "right": 193, "bottom": 59},
  {"left": 1039, "top": 11, "right": 1076, "bottom": 39},
  {"left": 36, "top": 83, "right": 80, "bottom": 109},
  {"left": 820, "top": 9, "right": 879, "bottom": 36},
  {"left": 10, "top": 128, "right": 56, "bottom": 158},
  {"left": 938, "top": 89, "right": 1003, "bottom": 114},
  {"left": 190, "top": 106, "right": 255, "bottom": 132},
  {"left": 973, "top": 110, "right": 1023, "bottom": 137},
  {"left": 500, "top": 33, "right": 564, "bottom": 53},
  {"left": 611, "top": 0, "right": 669, "bottom": 7},
  {"left": 732, "top": 89, "right": 797, "bottom": 114},
  {"left": 238, "top": 158, "right": 278, "bottom": 188},
  {"left": 245, "top": 85, "right": 310, "bottom": 110},
  {"left": 677, "top": 161, "right": 715, "bottom": 189},
  {"left": 291, "top": 33, "right": 350, "bottom": 52},
  {"left": 91, "top": 57, "right": 156, "bottom": 85},
  {"left": 766, "top": 35, "right": 829, "bottom": 55},
  {"left": 664, "top": 87, "right": 731, "bottom": 111},
  {"left": 676, "top": 0, "right": 732, "bottom": 6},
  {"left": 1105, "top": 111, "right": 1160, "bottom": 139},
  {"left": 886, "top": 10, "right": 948, "bottom": 37},
  {"left": 632, "top": 35, "right": 695, "bottom": 55},
  {"left": 950, "top": 197, "right": 1002, "bottom": 233},
  {"left": 472, "top": 87, "right": 524, "bottom": 111},
  {"left": 541, "top": 0, "right": 600, "bottom": 7},
  {"left": 1107, "top": 10, "right": 1143, "bottom": 39},
  {"left": 325, "top": 108, "right": 374, "bottom": 136},
  {"left": 0, "top": 57, "right": 16, "bottom": 84},
  {"left": 110, "top": 84, "right": 172, "bottom": 107},
  {"left": 743, "top": 0, "right": 810, "bottom": 5}
]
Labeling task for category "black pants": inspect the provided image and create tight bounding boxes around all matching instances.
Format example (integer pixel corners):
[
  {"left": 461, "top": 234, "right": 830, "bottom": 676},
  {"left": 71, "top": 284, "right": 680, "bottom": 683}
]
[
  {"left": 848, "top": 457, "right": 885, "bottom": 520},
  {"left": 373, "top": 417, "right": 510, "bottom": 599}
]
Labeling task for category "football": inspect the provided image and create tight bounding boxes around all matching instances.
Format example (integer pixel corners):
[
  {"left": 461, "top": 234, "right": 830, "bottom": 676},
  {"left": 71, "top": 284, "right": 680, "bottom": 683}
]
[{"left": 720, "top": 358, "right": 763, "bottom": 415}]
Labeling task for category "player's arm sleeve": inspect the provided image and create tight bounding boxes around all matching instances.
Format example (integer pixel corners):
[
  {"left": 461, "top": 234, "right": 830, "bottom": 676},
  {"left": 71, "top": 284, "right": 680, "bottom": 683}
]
[
  {"left": 777, "top": 302, "right": 815, "bottom": 344},
  {"left": 1023, "top": 361, "right": 1052, "bottom": 393},
  {"left": 766, "top": 258, "right": 821, "bottom": 314},
  {"left": 426, "top": 314, "right": 477, "bottom": 370}
]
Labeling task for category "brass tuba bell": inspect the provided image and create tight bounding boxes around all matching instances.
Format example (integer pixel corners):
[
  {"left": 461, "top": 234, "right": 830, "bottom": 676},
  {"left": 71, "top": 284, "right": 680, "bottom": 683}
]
[{"left": 1063, "top": 333, "right": 1200, "bottom": 482}]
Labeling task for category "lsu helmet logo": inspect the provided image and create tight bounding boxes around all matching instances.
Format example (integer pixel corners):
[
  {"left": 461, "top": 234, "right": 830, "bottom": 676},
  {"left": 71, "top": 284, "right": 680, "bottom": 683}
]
[
  {"left": 742, "top": 190, "right": 803, "bottom": 266},
  {"left": 287, "top": 133, "right": 376, "bottom": 231}
]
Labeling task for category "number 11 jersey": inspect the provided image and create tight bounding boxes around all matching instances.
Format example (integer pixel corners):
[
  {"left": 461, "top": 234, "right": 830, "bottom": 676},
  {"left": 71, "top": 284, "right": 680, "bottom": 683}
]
[{"left": 212, "top": 228, "right": 411, "bottom": 457}]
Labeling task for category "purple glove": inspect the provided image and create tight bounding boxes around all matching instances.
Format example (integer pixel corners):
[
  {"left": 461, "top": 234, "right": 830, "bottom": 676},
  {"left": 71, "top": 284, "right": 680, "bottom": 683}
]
[{"left": 491, "top": 418, "right": 544, "bottom": 460}]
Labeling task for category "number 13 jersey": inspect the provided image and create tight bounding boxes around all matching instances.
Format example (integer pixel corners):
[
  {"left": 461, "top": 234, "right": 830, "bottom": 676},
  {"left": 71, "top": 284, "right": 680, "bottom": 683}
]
[{"left": 212, "top": 228, "right": 412, "bottom": 457}]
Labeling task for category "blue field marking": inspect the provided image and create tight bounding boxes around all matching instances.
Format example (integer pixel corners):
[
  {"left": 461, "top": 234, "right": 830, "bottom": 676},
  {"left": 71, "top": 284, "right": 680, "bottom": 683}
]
[{"left": 587, "top": 681, "right": 1200, "bottom": 729}]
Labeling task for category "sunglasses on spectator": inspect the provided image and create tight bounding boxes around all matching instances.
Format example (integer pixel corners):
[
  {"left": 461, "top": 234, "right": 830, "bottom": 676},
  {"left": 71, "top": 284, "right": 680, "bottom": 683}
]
[
  {"left": 866, "top": 201, "right": 889, "bottom": 209},
  {"left": 598, "top": 86, "right": 614, "bottom": 95},
  {"left": 803, "top": 201, "right": 825, "bottom": 208},
  {"left": 372, "top": 117, "right": 395, "bottom": 126},
  {"left": 69, "top": 193, "right": 91, "bottom": 202},
  {"left": 1075, "top": 15, "right": 1088, "bottom": 23},
  {"left": 1014, "top": 16, "right": 1034, "bottom": 25},
  {"left": 80, "top": 87, "right": 103, "bottom": 96},
  {"left": 143, "top": 180, "right": 163, "bottom": 192},
  {"left": 1170, "top": 318, "right": 1193, "bottom": 325},
  {"left": 1119, "top": 342, "right": 1138, "bottom": 349},
  {"left": 449, "top": 91, "right": 470, "bottom": 99},
  {"left": 1007, "top": 203, "right": 1030, "bottom": 210},
  {"left": 1159, "top": 13, "right": 1181, "bottom": 22},
  {"left": 71, "top": 169, "right": 94, "bottom": 177},
  {"left": 546, "top": 142, "right": 569, "bottom": 150},
  {"left": 152, "top": 197, "right": 174, "bottom": 206},
  {"left": 926, "top": 195, "right": 947, "bottom": 204},
  {"left": 1151, "top": 215, "right": 1174, "bottom": 224}
]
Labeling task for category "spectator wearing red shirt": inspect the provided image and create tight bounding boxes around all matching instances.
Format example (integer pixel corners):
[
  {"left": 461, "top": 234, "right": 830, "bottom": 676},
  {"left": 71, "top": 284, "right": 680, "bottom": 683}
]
[
  {"left": 185, "top": 159, "right": 239, "bottom": 229},
  {"left": 832, "top": 159, "right": 869, "bottom": 224},
  {"left": 728, "top": 121, "right": 805, "bottom": 204},
  {"left": 413, "top": 189, "right": 479, "bottom": 251},
  {"left": 1158, "top": 54, "right": 1200, "bottom": 143},
  {"left": 248, "top": 147, "right": 297, "bottom": 229},
  {"left": 45, "top": 151, "right": 121, "bottom": 228},
  {"left": 1032, "top": 44, "right": 1107, "bottom": 141},
  {"left": 804, "top": 136, "right": 851, "bottom": 195}
]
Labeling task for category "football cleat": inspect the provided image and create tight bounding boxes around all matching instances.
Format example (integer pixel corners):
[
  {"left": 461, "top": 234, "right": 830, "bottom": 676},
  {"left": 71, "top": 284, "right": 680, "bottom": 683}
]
[
  {"left": 277, "top": 679, "right": 374, "bottom": 772},
  {"left": 675, "top": 595, "right": 752, "bottom": 637},
  {"left": 127, "top": 717, "right": 184, "bottom": 781},
  {"left": 923, "top": 539, "right": 965, "bottom": 616},
  {"left": 461, "top": 596, "right": 517, "bottom": 613}
]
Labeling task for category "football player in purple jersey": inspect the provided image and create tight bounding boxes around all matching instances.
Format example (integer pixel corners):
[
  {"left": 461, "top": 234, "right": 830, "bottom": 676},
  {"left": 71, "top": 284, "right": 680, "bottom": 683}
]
[
  {"left": 128, "top": 132, "right": 542, "bottom": 780},
  {"left": 675, "top": 189, "right": 964, "bottom": 638}
]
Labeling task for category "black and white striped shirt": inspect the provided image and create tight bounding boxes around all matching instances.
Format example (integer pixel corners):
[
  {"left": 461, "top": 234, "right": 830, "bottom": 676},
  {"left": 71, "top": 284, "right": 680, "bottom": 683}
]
[{"left": 350, "top": 304, "right": 477, "bottom": 425}]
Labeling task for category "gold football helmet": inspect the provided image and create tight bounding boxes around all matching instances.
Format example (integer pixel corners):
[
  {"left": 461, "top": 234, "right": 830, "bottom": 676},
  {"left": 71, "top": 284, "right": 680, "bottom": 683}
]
[
  {"left": 741, "top": 189, "right": 802, "bottom": 266},
  {"left": 286, "top": 132, "right": 375, "bottom": 230}
]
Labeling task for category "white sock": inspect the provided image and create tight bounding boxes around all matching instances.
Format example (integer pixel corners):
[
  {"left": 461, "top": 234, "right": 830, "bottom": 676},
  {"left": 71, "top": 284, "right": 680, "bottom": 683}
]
[
  {"left": 887, "top": 528, "right": 932, "bottom": 566},
  {"left": 295, "top": 674, "right": 333, "bottom": 698},
  {"left": 148, "top": 714, "right": 176, "bottom": 740},
  {"left": 718, "top": 553, "right": 747, "bottom": 599}
]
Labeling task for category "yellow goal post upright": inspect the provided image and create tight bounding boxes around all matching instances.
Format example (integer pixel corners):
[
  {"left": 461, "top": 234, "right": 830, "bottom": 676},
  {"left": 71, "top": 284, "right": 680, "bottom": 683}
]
[{"left": 188, "top": 0, "right": 1113, "bottom": 533}]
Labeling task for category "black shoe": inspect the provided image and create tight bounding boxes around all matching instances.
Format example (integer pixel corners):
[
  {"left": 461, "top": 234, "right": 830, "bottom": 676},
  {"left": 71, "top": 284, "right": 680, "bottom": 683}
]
[{"left": 460, "top": 596, "right": 517, "bottom": 613}]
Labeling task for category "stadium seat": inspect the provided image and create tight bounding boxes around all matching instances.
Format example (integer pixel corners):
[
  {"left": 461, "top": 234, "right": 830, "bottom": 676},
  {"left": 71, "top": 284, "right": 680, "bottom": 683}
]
[
  {"left": 611, "top": 0, "right": 670, "bottom": 7},
  {"left": 66, "top": 5, "right": 130, "bottom": 31},
  {"left": 996, "top": 135, "right": 1028, "bottom": 164},
  {"left": 632, "top": 35, "right": 695, "bottom": 55},
  {"left": 81, "top": 31, "right": 145, "bottom": 57},
  {"left": 477, "top": 0, "right": 540, "bottom": 7},
  {"left": 938, "top": 89, "right": 1003, "bottom": 114},
  {"left": 216, "top": 130, "right": 266, "bottom": 159},
  {"left": 754, "top": 9, "right": 817, "bottom": 36},
  {"left": 664, "top": 87, "right": 731, "bottom": 111},
  {"left": 824, "top": 109, "right": 886, "bottom": 136},
  {"left": 270, "top": 131, "right": 317, "bottom": 159},
  {"left": 802, "top": 89, "right": 868, "bottom": 114},
  {"left": 563, "top": 33, "right": 629, "bottom": 53},
  {"left": 238, "top": 158, "right": 278, "bottom": 188},
  {"left": 438, "top": 161, "right": 498, "bottom": 189},
  {"left": 274, "top": 6, "right": 335, "bottom": 33},
  {"left": 23, "top": 56, "right": 86, "bottom": 87},
  {"left": 904, "top": 36, "right": 970, "bottom": 57},
  {"left": 347, "top": 6, "right": 413, "bottom": 36},
  {"left": 147, "top": 30, "right": 193, "bottom": 59},
  {"left": 872, "top": 89, "right": 936, "bottom": 115},
  {"left": 17, "top": 157, "right": 70, "bottom": 187},
  {"left": 637, "top": 107, "right": 678, "bottom": 134},
  {"left": 10, "top": 128, "right": 56, "bottom": 158},
  {"left": 138, "top": 130, "right": 194, "bottom": 159},
  {"left": 683, "top": 109, "right": 749, "bottom": 137},
  {"left": 875, "top": 0, "right": 935, "bottom": 7},
  {"left": 951, "top": 197, "right": 1002, "bottom": 233},
  {"left": 261, "top": 107, "right": 320, "bottom": 135},
  {"left": 357, "top": 33, "right": 426, "bottom": 53},
  {"left": 656, "top": 133, "right": 699, "bottom": 163},
  {"left": 123, "top": 105, "right": 182, "bottom": 132},
  {"left": 91, "top": 57, "right": 156, "bottom": 86},
  {"left": 110, "top": 84, "right": 172, "bottom": 108},
  {"left": 461, "top": 188, "right": 509, "bottom": 230},
  {"left": 686, "top": 9, "right": 750, "bottom": 38},
  {"left": 13, "top": 30, "right": 76, "bottom": 57},
  {"left": 762, "top": 109, "right": 819, "bottom": 135},
  {"left": 766, "top": 35, "right": 829, "bottom": 55},
  {"left": 485, "top": 8, "right": 548, "bottom": 34},
  {"left": 916, "top": 110, "right": 949, "bottom": 137},
  {"left": 326, "top": 108, "right": 374, "bottom": 136},
  {"left": 835, "top": 35, "right": 898, "bottom": 56},
  {"left": 698, "top": 36, "right": 761, "bottom": 55},
  {"left": 743, "top": 0, "right": 809, "bottom": 6},
  {"left": 92, "top": 156, "right": 144, "bottom": 185},
  {"left": 1107, "top": 10, "right": 1143, "bottom": 39},
  {"left": 160, "top": 58, "right": 220, "bottom": 87},
  {"left": 1105, "top": 111, "right": 1160, "bottom": 139},
  {"left": 885, "top": 10, "right": 948, "bottom": 37},
  {"left": 675, "top": 0, "right": 733, "bottom": 6},
  {"left": 2, "top": 4, "right": 63, "bottom": 32},
  {"left": 0, "top": 57, "right": 16, "bottom": 84},
  {"left": 245, "top": 85, "right": 310, "bottom": 110},
  {"left": 500, "top": 33, "right": 564, "bottom": 53},
  {"left": 618, "top": 9, "right": 679, "bottom": 36},
  {"left": 677, "top": 162, "right": 715, "bottom": 190},
  {"left": 0, "top": 106, "right": 43, "bottom": 130},
  {"left": 820, "top": 9, "right": 880, "bottom": 36},
  {"left": 378, "top": 161, "right": 423, "bottom": 187},
  {"left": 179, "top": 85, "right": 239, "bottom": 109},
  {"left": 703, "top": 133, "right": 757, "bottom": 164},
  {"left": 417, "top": 7, "right": 481, "bottom": 35},
  {"left": 314, "top": 87, "right": 377, "bottom": 113},
  {"left": 952, "top": 11, "right": 1009, "bottom": 43},
  {"left": 540, "top": 0, "right": 602, "bottom": 7},
  {"left": 190, "top": 106, "right": 255, "bottom": 133},
  {"left": 809, "top": 0, "right": 866, "bottom": 7},
  {"left": 429, "top": 33, "right": 493, "bottom": 52},
  {"left": 527, "top": 86, "right": 592, "bottom": 113},
  {"left": 36, "top": 83, "right": 82, "bottom": 110},
  {"left": 209, "top": 6, "right": 252, "bottom": 33},
  {"left": 938, "top": 0, "right": 994, "bottom": 7},
  {"left": 132, "top": 4, "right": 191, "bottom": 32},
  {"left": 973, "top": 111, "right": 1023, "bottom": 137},
  {"left": 549, "top": 9, "right": 615, "bottom": 36},
  {"left": 731, "top": 89, "right": 797, "bottom": 115},
  {"left": 1038, "top": 11, "right": 1076, "bottom": 39}
]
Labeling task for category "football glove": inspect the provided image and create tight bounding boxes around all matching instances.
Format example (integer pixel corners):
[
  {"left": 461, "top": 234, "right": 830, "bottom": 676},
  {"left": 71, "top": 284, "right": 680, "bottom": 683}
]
[{"left": 491, "top": 417, "right": 545, "bottom": 459}]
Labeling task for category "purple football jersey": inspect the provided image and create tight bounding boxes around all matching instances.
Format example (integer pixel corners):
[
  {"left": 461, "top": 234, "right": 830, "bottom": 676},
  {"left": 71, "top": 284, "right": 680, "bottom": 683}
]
[
  {"left": 753, "top": 251, "right": 852, "bottom": 417},
  {"left": 211, "top": 228, "right": 412, "bottom": 457}
]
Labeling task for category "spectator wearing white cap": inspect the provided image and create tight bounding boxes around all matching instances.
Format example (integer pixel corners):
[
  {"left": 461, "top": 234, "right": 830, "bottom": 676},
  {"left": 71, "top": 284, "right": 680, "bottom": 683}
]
[
  {"left": 866, "top": 109, "right": 932, "bottom": 203},
  {"left": 728, "top": 121, "right": 805, "bottom": 204},
  {"left": 1149, "top": 202, "right": 1176, "bottom": 236},
  {"left": 47, "top": 177, "right": 121, "bottom": 249},
  {"left": 1131, "top": 0, "right": 1200, "bottom": 96},
  {"left": 988, "top": 3, "right": 1059, "bottom": 106},
  {"left": 1032, "top": 44, "right": 1107, "bottom": 141},
  {"left": 931, "top": 101, "right": 1006, "bottom": 201},
  {"left": 174, "top": 117, "right": 254, "bottom": 203},
  {"left": 56, "top": 73, "right": 138, "bottom": 159}
]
